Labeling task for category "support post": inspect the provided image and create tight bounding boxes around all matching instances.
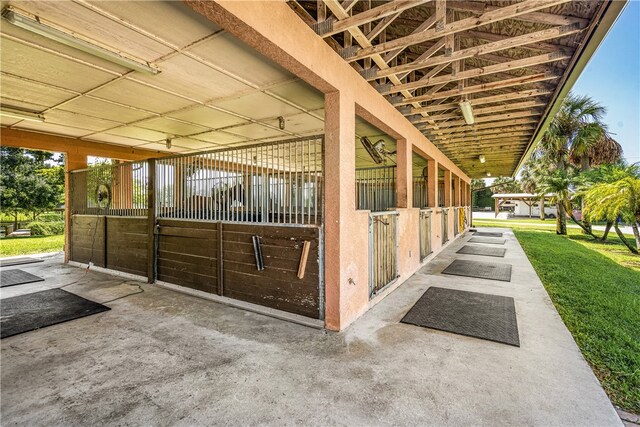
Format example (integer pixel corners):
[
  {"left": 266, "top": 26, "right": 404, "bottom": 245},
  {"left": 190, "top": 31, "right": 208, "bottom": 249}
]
[
  {"left": 396, "top": 138, "right": 412, "bottom": 208},
  {"left": 427, "top": 158, "right": 438, "bottom": 208},
  {"left": 324, "top": 90, "right": 356, "bottom": 331},
  {"left": 443, "top": 169, "right": 452, "bottom": 207},
  {"left": 495, "top": 197, "right": 499, "bottom": 218},
  {"left": 64, "top": 152, "right": 87, "bottom": 263},
  {"left": 147, "top": 158, "right": 156, "bottom": 283}
]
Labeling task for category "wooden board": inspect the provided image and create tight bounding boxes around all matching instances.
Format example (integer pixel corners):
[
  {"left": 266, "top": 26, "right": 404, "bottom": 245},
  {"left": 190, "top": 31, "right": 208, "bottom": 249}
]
[
  {"left": 105, "top": 217, "right": 148, "bottom": 277},
  {"left": 71, "top": 216, "right": 105, "bottom": 267},
  {"left": 157, "top": 221, "right": 219, "bottom": 295},
  {"left": 222, "top": 223, "right": 321, "bottom": 319},
  {"left": 156, "top": 219, "right": 322, "bottom": 319}
]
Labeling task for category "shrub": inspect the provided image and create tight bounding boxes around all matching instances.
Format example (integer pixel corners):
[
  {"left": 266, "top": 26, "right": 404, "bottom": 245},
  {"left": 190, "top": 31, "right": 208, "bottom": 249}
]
[
  {"left": 27, "top": 221, "right": 65, "bottom": 236},
  {"left": 37, "top": 212, "right": 64, "bottom": 222}
]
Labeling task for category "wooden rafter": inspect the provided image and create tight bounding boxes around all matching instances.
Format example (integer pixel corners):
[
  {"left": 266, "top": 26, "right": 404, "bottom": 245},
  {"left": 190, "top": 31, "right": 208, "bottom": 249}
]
[
  {"left": 426, "top": 118, "right": 541, "bottom": 134},
  {"left": 383, "top": 52, "right": 570, "bottom": 94},
  {"left": 346, "top": 0, "right": 572, "bottom": 61},
  {"left": 415, "top": 100, "right": 546, "bottom": 123},
  {"left": 318, "top": 0, "right": 430, "bottom": 37},
  {"left": 426, "top": 125, "right": 538, "bottom": 139},
  {"left": 322, "top": 0, "right": 440, "bottom": 129},
  {"left": 410, "top": 89, "right": 552, "bottom": 115},
  {"left": 369, "top": 24, "right": 582, "bottom": 81},
  {"left": 395, "top": 72, "right": 559, "bottom": 105}
]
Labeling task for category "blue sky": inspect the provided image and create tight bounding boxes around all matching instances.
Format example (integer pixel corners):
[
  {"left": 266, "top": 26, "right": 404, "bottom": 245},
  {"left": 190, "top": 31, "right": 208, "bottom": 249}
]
[{"left": 571, "top": 0, "right": 640, "bottom": 165}]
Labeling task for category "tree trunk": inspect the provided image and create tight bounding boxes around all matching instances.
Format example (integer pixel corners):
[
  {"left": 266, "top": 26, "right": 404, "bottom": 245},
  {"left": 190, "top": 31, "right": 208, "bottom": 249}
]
[
  {"left": 632, "top": 222, "right": 640, "bottom": 250},
  {"left": 581, "top": 197, "right": 592, "bottom": 234},
  {"left": 567, "top": 208, "right": 599, "bottom": 239},
  {"left": 13, "top": 212, "right": 18, "bottom": 230},
  {"left": 556, "top": 202, "right": 567, "bottom": 235},
  {"left": 600, "top": 221, "right": 613, "bottom": 241},
  {"left": 614, "top": 222, "right": 639, "bottom": 254},
  {"left": 539, "top": 198, "right": 545, "bottom": 221}
]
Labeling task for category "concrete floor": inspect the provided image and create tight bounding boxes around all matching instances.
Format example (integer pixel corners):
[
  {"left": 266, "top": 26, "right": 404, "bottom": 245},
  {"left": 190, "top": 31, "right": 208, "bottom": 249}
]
[{"left": 0, "top": 230, "right": 622, "bottom": 426}]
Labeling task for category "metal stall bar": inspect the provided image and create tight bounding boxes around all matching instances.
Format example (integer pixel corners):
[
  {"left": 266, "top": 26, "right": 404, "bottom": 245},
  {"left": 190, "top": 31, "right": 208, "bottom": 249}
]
[{"left": 153, "top": 136, "right": 323, "bottom": 226}]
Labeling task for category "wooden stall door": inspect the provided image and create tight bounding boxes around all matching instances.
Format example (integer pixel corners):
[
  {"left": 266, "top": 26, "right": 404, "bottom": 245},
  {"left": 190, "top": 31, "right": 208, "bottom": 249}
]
[
  {"left": 222, "top": 224, "right": 321, "bottom": 319},
  {"left": 156, "top": 220, "right": 219, "bottom": 295}
]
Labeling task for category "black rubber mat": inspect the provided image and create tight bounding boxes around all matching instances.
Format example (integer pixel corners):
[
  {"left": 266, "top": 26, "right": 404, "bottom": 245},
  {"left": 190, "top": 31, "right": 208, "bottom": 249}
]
[
  {"left": 401, "top": 287, "right": 520, "bottom": 346},
  {"left": 1, "top": 289, "right": 110, "bottom": 339},
  {"left": 474, "top": 232, "right": 504, "bottom": 238},
  {"left": 468, "top": 237, "right": 506, "bottom": 245},
  {"left": 0, "top": 269, "right": 45, "bottom": 288},
  {"left": 442, "top": 259, "right": 512, "bottom": 282},
  {"left": 457, "top": 245, "right": 506, "bottom": 258},
  {"left": 0, "top": 257, "right": 44, "bottom": 267}
]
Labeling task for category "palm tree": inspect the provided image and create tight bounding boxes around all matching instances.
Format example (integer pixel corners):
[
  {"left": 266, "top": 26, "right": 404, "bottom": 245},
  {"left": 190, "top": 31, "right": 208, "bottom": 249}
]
[
  {"left": 538, "top": 170, "right": 571, "bottom": 235},
  {"left": 520, "top": 156, "right": 548, "bottom": 220},
  {"left": 535, "top": 92, "right": 620, "bottom": 235},
  {"left": 583, "top": 174, "right": 640, "bottom": 254},
  {"left": 577, "top": 162, "right": 640, "bottom": 240}
]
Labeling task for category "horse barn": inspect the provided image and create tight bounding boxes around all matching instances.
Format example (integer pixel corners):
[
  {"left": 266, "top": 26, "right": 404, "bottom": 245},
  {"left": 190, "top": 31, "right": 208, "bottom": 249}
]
[{"left": 0, "top": 0, "right": 623, "bottom": 330}]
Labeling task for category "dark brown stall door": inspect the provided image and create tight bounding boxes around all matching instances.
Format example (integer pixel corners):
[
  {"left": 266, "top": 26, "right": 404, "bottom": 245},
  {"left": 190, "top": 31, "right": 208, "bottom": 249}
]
[{"left": 156, "top": 220, "right": 322, "bottom": 319}]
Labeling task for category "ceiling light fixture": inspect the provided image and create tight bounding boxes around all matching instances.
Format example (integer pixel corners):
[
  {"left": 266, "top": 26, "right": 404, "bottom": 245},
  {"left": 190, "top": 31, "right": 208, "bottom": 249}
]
[
  {"left": 478, "top": 154, "right": 486, "bottom": 164},
  {"left": 278, "top": 116, "right": 285, "bottom": 130},
  {"left": 0, "top": 106, "right": 45, "bottom": 122},
  {"left": 486, "top": 171, "right": 492, "bottom": 177},
  {"left": 459, "top": 100, "right": 475, "bottom": 125},
  {"left": 1, "top": 7, "right": 159, "bottom": 75},
  {"left": 165, "top": 138, "right": 172, "bottom": 149}
]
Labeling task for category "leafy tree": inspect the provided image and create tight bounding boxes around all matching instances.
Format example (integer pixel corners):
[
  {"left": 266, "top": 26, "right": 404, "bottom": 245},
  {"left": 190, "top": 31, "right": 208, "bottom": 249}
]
[
  {"left": 0, "top": 147, "right": 64, "bottom": 227},
  {"left": 470, "top": 179, "right": 492, "bottom": 208},
  {"left": 491, "top": 176, "right": 521, "bottom": 194}
]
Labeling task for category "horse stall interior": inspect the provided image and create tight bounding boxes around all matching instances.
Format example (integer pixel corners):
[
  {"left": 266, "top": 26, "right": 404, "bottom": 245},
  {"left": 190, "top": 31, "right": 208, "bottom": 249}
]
[{"left": 69, "top": 136, "right": 325, "bottom": 320}]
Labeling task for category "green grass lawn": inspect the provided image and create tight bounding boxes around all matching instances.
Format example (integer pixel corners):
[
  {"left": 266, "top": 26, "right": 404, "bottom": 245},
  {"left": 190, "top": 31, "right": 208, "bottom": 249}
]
[
  {"left": 0, "top": 234, "right": 65, "bottom": 257},
  {"left": 474, "top": 221, "right": 640, "bottom": 413}
]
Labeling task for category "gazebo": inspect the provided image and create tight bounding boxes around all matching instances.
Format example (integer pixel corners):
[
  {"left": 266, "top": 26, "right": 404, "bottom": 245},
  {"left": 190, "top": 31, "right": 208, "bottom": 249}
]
[{"left": 492, "top": 193, "right": 552, "bottom": 219}]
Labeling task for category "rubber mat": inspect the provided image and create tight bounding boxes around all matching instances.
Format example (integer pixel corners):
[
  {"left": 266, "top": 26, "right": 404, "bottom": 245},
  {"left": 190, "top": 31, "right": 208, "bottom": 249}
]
[
  {"left": 1, "top": 289, "right": 110, "bottom": 339},
  {"left": 457, "top": 245, "right": 506, "bottom": 258},
  {"left": 0, "top": 269, "right": 45, "bottom": 288},
  {"left": 442, "top": 259, "right": 512, "bottom": 282},
  {"left": 468, "top": 237, "right": 506, "bottom": 245},
  {"left": 474, "top": 232, "right": 504, "bottom": 237},
  {"left": 0, "top": 257, "right": 44, "bottom": 267},
  {"left": 401, "top": 287, "right": 520, "bottom": 346}
]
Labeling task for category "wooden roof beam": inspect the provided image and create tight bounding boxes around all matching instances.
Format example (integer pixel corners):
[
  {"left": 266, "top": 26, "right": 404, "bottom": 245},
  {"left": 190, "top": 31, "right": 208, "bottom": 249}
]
[
  {"left": 410, "top": 89, "right": 552, "bottom": 114},
  {"left": 446, "top": 1, "right": 589, "bottom": 27},
  {"left": 346, "top": 0, "right": 572, "bottom": 61},
  {"left": 416, "top": 100, "right": 546, "bottom": 122},
  {"left": 396, "top": 72, "right": 560, "bottom": 105},
  {"left": 384, "top": 51, "right": 570, "bottom": 93},
  {"left": 418, "top": 109, "right": 543, "bottom": 128},
  {"left": 317, "top": 0, "right": 430, "bottom": 37},
  {"left": 425, "top": 118, "right": 540, "bottom": 134},
  {"left": 371, "top": 24, "right": 582, "bottom": 80},
  {"left": 322, "top": 0, "right": 441, "bottom": 129},
  {"left": 383, "top": 14, "right": 438, "bottom": 64},
  {"left": 426, "top": 125, "right": 537, "bottom": 139},
  {"left": 461, "top": 30, "right": 576, "bottom": 55},
  {"left": 366, "top": 12, "right": 401, "bottom": 42},
  {"left": 437, "top": 133, "right": 533, "bottom": 145}
]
